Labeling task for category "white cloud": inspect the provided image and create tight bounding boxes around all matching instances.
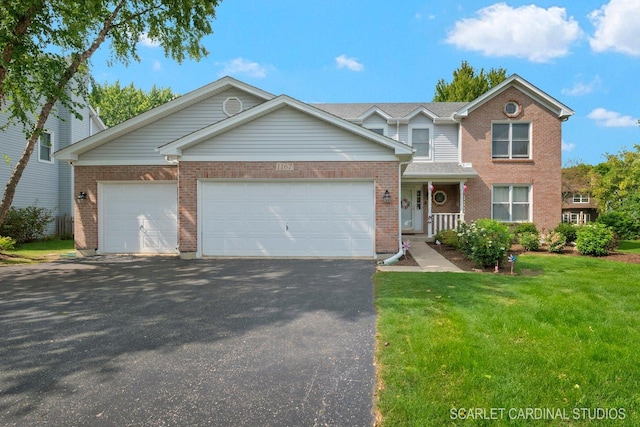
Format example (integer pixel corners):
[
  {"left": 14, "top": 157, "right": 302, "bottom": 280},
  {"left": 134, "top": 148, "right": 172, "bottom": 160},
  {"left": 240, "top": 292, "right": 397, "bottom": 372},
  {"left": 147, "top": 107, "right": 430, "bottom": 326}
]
[
  {"left": 587, "top": 108, "right": 637, "bottom": 127},
  {"left": 589, "top": 0, "right": 640, "bottom": 56},
  {"left": 561, "top": 75, "right": 602, "bottom": 96},
  {"left": 335, "top": 54, "right": 364, "bottom": 72},
  {"left": 152, "top": 60, "right": 162, "bottom": 72},
  {"left": 445, "top": 3, "right": 582, "bottom": 63},
  {"left": 562, "top": 141, "right": 576, "bottom": 152},
  {"left": 139, "top": 33, "right": 160, "bottom": 48},
  {"left": 218, "top": 57, "right": 270, "bottom": 78}
]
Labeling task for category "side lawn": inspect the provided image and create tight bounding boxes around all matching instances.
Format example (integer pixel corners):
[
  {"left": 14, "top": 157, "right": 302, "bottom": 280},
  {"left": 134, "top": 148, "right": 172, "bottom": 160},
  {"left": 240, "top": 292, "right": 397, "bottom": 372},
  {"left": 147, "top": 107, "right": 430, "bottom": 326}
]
[
  {"left": 375, "top": 254, "right": 640, "bottom": 426},
  {"left": 0, "top": 239, "right": 75, "bottom": 265}
]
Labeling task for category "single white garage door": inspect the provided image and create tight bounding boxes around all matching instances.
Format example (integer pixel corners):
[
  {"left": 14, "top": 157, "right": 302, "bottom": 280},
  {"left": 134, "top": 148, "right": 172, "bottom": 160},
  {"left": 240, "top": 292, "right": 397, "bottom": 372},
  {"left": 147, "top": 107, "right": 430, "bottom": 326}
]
[
  {"left": 200, "top": 181, "right": 375, "bottom": 257},
  {"left": 99, "top": 182, "right": 178, "bottom": 254}
]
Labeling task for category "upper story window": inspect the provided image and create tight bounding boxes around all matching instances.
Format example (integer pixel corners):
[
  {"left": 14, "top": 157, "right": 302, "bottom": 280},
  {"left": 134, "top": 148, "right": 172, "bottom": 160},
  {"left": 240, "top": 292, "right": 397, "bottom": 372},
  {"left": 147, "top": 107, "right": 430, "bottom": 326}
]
[
  {"left": 410, "top": 128, "right": 431, "bottom": 159},
  {"left": 492, "top": 122, "right": 530, "bottom": 159},
  {"left": 367, "top": 127, "right": 385, "bottom": 135},
  {"left": 492, "top": 185, "right": 531, "bottom": 222},
  {"left": 572, "top": 193, "right": 590, "bottom": 203},
  {"left": 38, "top": 131, "right": 54, "bottom": 164}
]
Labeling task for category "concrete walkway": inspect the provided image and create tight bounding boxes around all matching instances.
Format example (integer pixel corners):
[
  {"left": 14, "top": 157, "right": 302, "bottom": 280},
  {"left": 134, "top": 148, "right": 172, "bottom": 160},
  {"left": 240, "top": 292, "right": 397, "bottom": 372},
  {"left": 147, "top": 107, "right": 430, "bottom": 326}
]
[{"left": 377, "top": 235, "right": 463, "bottom": 272}]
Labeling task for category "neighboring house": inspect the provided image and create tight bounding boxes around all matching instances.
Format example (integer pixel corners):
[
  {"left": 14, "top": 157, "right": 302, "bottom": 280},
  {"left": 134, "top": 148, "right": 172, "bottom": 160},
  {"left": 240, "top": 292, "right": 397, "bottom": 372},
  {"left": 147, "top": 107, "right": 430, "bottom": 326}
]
[
  {"left": 1, "top": 92, "right": 105, "bottom": 234},
  {"left": 562, "top": 192, "right": 598, "bottom": 224},
  {"left": 55, "top": 74, "right": 573, "bottom": 258}
]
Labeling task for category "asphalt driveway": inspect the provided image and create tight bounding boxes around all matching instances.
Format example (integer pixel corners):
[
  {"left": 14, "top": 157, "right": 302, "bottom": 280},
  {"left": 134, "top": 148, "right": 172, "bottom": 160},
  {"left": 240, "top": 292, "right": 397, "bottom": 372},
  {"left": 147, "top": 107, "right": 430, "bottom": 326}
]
[{"left": 0, "top": 257, "right": 377, "bottom": 426}]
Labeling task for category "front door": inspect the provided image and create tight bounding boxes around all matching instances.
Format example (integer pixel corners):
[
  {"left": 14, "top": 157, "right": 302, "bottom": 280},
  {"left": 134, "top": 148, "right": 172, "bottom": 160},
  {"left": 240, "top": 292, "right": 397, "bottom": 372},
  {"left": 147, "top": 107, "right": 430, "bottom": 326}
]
[{"left": 400, "top": 186, "right": 423, "bottom": 232}]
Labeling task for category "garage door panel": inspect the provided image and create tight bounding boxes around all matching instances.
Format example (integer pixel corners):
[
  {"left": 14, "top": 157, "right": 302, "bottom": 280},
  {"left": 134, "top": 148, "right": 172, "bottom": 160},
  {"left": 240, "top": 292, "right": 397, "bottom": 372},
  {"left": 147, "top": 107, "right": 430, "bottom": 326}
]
[
  {"left": 200, "top": 181, "right": 374, "bottom": 257},
  {"left": 100, "top": 183, "right": 177, "bottom": 254}
]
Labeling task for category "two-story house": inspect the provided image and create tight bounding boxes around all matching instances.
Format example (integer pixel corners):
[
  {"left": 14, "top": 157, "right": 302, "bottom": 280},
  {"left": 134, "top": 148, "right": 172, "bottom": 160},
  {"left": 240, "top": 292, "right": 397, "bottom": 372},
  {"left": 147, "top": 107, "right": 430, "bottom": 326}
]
[
  {"left": 1, "top": 91, "right": 105, "bottom": 235},
  {"left": 55, "top": 74, "right": 572, "bottom": 258}
]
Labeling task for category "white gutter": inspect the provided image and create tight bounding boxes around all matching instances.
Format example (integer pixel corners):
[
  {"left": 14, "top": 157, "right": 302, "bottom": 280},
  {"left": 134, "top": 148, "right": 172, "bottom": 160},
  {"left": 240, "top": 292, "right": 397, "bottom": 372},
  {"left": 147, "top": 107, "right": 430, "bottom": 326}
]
[{"left": 379, "top": 159, "right": 412, "bottom": 265}]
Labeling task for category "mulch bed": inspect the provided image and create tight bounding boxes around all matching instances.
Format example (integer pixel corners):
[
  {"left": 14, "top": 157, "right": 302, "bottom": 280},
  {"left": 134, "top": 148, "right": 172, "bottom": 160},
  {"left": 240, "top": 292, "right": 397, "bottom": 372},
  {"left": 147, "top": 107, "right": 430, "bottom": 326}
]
[{"left": 390, "top": 250, "right": 419, "bottom": 267}]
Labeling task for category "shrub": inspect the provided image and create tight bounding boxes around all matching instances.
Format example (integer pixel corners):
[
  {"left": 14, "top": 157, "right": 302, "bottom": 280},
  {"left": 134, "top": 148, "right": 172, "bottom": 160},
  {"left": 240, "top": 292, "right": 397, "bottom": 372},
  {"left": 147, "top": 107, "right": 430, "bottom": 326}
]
[
  {"left": 0, "top": 206, "right": 54, "bottom": 243},
  {"left": 433, "top": 229, "right": 459, "bottom": 248},
  {"left": 457, "top": 219, "right": 512, "bottom": 268},
  {"left": 554, "top": 222, "right": 578, "bottom": 244},
  {"left": 512, "top": 222, "right": 539, "bottom": 237},
  {"left": 576, "top": 223, "right": 615, "bottom": 256},
  {"left": 546, "top": 231, "right": 567, "bottom": 253},
  {"left": 0, "top": 235, "right": 16, "bottom": 251},
  {"left": 518, "top": 232, "right": 540, "bottom": 251},
  {"left": 596, "top": 211, "right": 640, "bottom": 240}
]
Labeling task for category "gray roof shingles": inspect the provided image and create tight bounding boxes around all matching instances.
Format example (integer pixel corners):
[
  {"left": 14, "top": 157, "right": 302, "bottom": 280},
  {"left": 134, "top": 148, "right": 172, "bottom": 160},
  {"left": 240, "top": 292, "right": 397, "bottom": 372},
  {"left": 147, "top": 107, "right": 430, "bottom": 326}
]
[{"left": 312, "top": 102, "right": 468, "bottom": 119}]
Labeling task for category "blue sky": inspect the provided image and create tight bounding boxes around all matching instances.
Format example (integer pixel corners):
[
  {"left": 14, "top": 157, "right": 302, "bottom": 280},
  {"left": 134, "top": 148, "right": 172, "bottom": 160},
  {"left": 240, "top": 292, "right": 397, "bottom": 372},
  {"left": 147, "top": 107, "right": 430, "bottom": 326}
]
[{"left": 91, "top": 0, "right": 640, "bottom": 165}]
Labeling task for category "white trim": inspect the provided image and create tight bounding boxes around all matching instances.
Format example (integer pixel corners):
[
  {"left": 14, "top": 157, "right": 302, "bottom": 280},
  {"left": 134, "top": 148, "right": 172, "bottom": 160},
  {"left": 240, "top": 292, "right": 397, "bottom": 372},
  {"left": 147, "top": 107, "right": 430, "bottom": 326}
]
[
  {"left": 178, "top": 153, "right": 399, "bottom": 162},
  {"left": 37, "top": 130, "right": 54, "bottom": 164},
  {"left": 491, "top": 184, "right": 532, "bottom": 223},
  {"left": 71, "top": 159, "right": 174, "bottom": 166},
  {"left": 408, "top": 123, "right": 433, "bottom": 161},
  {"left": 491, "top": 121, "right": 532, "bottom": 160}
]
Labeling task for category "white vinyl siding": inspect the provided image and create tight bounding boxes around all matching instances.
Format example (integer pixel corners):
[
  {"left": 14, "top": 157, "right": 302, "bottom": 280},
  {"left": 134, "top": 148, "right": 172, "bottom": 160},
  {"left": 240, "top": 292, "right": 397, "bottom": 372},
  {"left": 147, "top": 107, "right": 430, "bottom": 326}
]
[
  {"left": 78, "top": 88, "right": 265, "bottom": 163},
  {"left": 492, "top": 185, "right": 531, "bottom": 222},
  {"left": 362, "top": 114, "right": 387, "bottom": 136},
  {"left": 182, "top": 107, "right": 397, "bottom": 161},
  {"left": 433, "top": 124, "right": 459, "bottom": 162}
]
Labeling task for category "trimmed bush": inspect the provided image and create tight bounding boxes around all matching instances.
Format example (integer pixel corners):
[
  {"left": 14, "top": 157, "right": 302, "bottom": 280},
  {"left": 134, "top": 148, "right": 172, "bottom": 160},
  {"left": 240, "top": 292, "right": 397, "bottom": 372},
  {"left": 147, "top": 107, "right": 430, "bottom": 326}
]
[
  {"left": 0, "top": 235, "right": 16, "bottom": 251},
  {"left": 512, "top": 222, "right": 539, "bottom": 237},
  {"left": 433, "top": 229, "right": 459, "bottom": 248},
  {"left": 554, "top": 222, "right": 578, "bottom": 244},
  {"left": 576, "top": 223, "right": 615, "bottom": 256},
  {"left": 546, "top": 231, "right": 567, "bottom": 253},
  {"left": 518, "top": 232, "right": 540, "bottom": 251},
  {"left": 0, "top": 206, "right": 54, "bottom": 243},
  {"left": 596, "top": 211, "right": 640, "bottom": 240},
  {"left": 457, "top": 219, "right": 512, "bottom": 268}
]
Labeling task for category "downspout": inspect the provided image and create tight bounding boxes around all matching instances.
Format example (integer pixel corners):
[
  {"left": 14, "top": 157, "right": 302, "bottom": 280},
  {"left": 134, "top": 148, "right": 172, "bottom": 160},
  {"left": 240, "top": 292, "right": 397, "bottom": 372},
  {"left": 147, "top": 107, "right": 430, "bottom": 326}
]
[{"left": 379, "top": 159, "right": 412, "bottom": 265}]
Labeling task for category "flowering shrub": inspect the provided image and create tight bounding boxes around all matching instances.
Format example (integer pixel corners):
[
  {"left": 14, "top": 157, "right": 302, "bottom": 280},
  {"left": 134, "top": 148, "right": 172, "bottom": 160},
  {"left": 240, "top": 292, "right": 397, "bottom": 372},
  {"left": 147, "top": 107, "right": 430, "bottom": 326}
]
[
  {"left": 576, "top": 223, "right": 615, "bottom": 256},
  {"left": 457, "top": 219, "right": 512, "bottom": 268},
  {"left": 554, "top": 222, "right": 578, "bottom": 244},
  {"left": 518, "top": 232, "right": 540, "bottom": 251},
  {"left": 545, "top": 231, "right": 567, "bottom": 253}
]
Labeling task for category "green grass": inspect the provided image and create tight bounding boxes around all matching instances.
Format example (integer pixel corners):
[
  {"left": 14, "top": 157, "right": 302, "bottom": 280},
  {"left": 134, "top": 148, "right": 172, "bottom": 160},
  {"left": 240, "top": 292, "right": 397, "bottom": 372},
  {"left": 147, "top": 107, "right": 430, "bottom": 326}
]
[
  {"left": 1, "top": 238, "right": 75, "bottom": 264},
  {"left": 374, "top": 254, "right": 640, "bottom": 426},
  {"left": 618, "top": 240, "right": 640, "bottom": 254}
]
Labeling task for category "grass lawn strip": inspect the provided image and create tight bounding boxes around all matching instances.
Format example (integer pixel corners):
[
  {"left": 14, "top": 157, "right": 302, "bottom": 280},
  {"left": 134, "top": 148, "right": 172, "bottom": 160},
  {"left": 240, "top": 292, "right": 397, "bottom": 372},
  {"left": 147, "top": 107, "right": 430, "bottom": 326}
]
[
  {"left": 375, "top": 254, "right": 640, "bottom": 426},
  {"left": 0, "top": 239, "right": 75, "bottom": 265}
]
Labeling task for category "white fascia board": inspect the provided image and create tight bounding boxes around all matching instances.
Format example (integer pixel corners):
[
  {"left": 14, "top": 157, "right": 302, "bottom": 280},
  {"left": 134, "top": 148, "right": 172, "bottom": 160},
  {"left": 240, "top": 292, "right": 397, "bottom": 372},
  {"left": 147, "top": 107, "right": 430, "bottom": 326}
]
[
  {"left": 159, "top": 95, "right": 414, "bottom": 158},
  {"left": 454, "top": 74, "right": 574, "bottom": 120},
  {"left": 55, "top": 76, "right": 275, "bottom": 160},
  {"left": 70, "top": 159, "right": 173, "bottom": 166},
  {"left": 404, "top": 106, "right": 438, "bottom": 122},
  {"left": 356, "top": 106, "right": 393, "bottom": 121}
]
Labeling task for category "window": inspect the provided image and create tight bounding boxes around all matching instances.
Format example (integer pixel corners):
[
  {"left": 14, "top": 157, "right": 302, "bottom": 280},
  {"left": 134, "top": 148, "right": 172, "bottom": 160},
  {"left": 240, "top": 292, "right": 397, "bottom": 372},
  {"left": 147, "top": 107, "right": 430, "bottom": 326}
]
[
  {"left": 492, "top": 123, "right": 530, "bottom": 159},
  {"left": 38, "top": 131, "right": 53, "bottom": 163},
  {"left": 563, "top": 212, "right": 591, "bottom": 224},
  {"left": 410, "top": 128, "right": 430, "bottom": 158},
  {"left": 572, "top": 193, "right": 590, "bottom": 203},
  {"left": 492, "top": 185, "right": 530, "bottom": 222},
  {"left": 367, "top": 128, "right": 385, "bottom": 135}
]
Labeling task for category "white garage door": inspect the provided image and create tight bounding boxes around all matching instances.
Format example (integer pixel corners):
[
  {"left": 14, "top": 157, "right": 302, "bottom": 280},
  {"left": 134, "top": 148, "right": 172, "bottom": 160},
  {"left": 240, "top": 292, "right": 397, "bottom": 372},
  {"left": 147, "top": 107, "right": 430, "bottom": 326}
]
[
  {"left": 200, "top": 181, "right": 375, "bottom": 257},
  {"left": 99, "top": 182, "right": 178, "bottom": 254}
]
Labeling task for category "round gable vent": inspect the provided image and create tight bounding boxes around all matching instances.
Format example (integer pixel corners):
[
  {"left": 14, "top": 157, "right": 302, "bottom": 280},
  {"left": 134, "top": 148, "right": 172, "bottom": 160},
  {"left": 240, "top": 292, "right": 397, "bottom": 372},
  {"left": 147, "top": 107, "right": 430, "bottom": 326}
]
[
  {"left": 223, "top": 97, "right": 243, "bottom": 116},
  {"left": 504, "top": 100, "right": 522, "bottom": 118}
]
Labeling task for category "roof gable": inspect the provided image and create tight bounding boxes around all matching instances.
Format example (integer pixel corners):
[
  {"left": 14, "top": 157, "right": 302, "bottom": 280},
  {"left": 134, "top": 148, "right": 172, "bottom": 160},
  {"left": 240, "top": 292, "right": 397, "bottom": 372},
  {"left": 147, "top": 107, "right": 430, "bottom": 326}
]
[
  {"left": 455, "top": 74, "right": 574, "bottom": 120},
  {"left": 55, "top": 76, "right": 274, "bottom": 161}
]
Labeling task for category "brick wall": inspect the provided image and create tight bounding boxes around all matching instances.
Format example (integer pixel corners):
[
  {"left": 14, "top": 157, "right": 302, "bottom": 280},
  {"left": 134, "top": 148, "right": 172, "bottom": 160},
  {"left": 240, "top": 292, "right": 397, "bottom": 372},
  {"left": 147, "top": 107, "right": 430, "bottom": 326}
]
[
  {"left": 178, "top": 161, "right": 399, "bottom": 254},
  {"left": 461, "top": 86, "right": 563, "bottom": 232},
  {"left": 73, "top": 165, "right": 178, "bottom": 251}
]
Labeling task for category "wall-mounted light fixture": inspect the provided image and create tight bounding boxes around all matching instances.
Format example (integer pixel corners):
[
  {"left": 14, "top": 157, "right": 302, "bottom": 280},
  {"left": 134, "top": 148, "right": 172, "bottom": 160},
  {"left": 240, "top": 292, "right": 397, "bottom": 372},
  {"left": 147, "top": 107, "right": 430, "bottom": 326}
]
[
  {"left": 382, "top": 190, "right": 391, "bottom": 204},
  {"left": 77, "top": 191, "right": 87, "bottom": 201}
]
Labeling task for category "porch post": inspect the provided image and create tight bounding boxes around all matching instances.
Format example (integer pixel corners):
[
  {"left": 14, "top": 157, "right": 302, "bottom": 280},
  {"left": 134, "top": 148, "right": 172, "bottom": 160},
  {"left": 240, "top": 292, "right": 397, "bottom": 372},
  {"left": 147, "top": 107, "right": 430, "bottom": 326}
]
[
  {"left": 459, "top": 181, "right": 465, "bottom": 224},
  {"left": 427, "top": 180, "right": 433, "bottom": 238}
]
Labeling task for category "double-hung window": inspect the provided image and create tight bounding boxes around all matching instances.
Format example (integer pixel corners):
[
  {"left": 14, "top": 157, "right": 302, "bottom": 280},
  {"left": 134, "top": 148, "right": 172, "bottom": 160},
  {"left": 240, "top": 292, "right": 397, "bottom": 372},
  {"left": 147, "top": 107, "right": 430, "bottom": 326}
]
[
  {"left": 38, "top": 131, "right": 54, "bottom": 163},
  {"left": 410, "top": 128, "right": 431, "bottom": 159},
  {"left": 492, "top": 123, "right": 530, "bottom": 159},
  {"left": 492, "top": 185, "right": 531, "bottom": 222},
  {"left": 572, "top": 193, "right": 590, "bottom": 203}
]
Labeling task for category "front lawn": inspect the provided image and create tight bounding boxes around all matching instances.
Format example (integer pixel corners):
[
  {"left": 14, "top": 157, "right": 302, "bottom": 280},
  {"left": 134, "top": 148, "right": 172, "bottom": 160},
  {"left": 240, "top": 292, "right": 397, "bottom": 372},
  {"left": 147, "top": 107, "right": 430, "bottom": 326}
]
[
  {"left": 618, "top": 240, "right": 640, "bottom": 254},
  {"left": 0, "top": 238, "right": 75, "bottom": 265},
  {"left": 375, "top": 254, "right": 640, "bottom": 426}
]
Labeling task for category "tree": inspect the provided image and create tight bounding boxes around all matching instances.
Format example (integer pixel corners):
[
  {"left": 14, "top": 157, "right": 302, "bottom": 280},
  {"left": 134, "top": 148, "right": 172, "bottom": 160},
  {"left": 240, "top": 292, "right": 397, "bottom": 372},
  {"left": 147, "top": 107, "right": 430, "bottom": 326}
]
[
  {"left": 433, "top": 61, "right": 508, "bottom": 102},
  {"left": 90, "top": 81, "right": 178, "bottom": 127},
  {"left": 0, "top": 0, "right": 221, "bottom": 227},
  {"left": 591, "top": 144, "right": 640, "bottom": 215}
]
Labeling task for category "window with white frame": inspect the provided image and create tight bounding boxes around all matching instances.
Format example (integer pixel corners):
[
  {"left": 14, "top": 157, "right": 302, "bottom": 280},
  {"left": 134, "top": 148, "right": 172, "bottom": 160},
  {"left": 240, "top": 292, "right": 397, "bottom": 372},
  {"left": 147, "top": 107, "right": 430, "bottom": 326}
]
[
  {"left": 410, "top": 127, "right": 431, "bottom": 158},
  {"left": 492, "top": 122, "right": 530, "bottom": 159},
  {"left": 492, "top": 185, "right": 531, "bottom": 222},
  {"left": 367, "top": 127, "right": 385, "bottom": 135},
  {"left": 38, "top": 131, "right": 53, "bottom": 163},
  {"left": 563, "top": 212, "right": 591, "bottom": 224},
  {"left": 572, "top": 193, "right": 590, "bottom": 203}
]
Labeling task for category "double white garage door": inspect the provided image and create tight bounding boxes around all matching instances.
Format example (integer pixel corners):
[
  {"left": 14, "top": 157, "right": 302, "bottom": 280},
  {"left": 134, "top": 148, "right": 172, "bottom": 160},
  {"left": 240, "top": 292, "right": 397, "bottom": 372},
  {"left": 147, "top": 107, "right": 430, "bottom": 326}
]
[{"left": 100, "top": 181, "right": 375, "bottom": 257}]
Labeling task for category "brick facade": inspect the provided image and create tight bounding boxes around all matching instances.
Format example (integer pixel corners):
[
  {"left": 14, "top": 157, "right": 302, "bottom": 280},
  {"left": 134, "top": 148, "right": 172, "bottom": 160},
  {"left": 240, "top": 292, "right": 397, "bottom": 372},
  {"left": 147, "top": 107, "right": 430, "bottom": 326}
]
[
  {"left": 74, "top": 161, "right": 399, "bottom": 256},
  {"left": 461, "top": 87, "right": 563, "bottom": 232}
]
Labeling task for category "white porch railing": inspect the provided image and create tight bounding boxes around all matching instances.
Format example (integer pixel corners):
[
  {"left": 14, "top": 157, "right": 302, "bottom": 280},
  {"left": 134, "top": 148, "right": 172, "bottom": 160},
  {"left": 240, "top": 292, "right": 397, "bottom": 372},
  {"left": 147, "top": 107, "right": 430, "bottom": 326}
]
[{"left": 428, "top": 213, "right": 462, "bottom": 238}]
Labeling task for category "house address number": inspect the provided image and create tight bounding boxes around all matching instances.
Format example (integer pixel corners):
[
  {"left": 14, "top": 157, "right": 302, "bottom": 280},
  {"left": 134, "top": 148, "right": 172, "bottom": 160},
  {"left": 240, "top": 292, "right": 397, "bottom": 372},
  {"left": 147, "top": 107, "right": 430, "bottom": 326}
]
[{"left": 276, "top": 163, "right": 294, "bottom": 171}]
